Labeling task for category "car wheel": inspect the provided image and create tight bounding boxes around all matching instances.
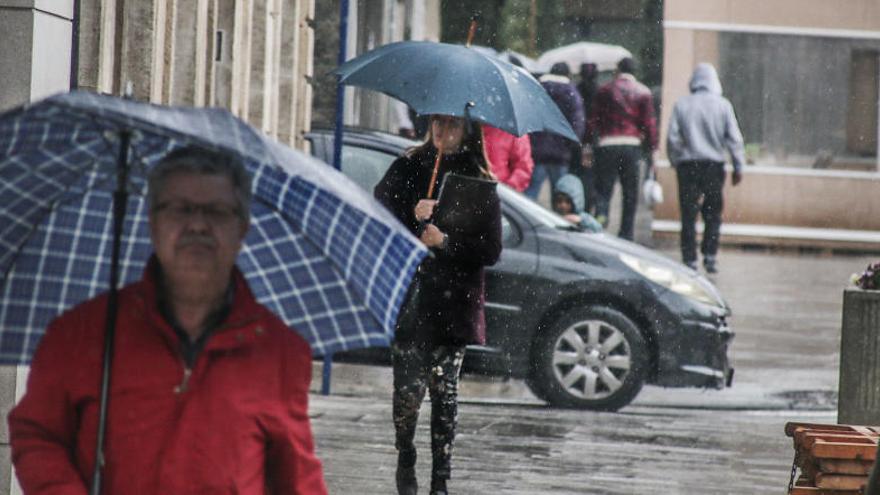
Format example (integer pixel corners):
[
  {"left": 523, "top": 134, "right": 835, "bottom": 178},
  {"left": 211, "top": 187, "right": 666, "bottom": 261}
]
[{"left": 527, "top": 306, "right": 648, "bottom": 411}]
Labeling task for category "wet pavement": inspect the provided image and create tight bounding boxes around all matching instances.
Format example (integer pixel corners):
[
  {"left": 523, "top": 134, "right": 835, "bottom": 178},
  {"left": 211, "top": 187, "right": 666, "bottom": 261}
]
[{"left": 308, "top": 247, "right": 876, "bottom": 494}]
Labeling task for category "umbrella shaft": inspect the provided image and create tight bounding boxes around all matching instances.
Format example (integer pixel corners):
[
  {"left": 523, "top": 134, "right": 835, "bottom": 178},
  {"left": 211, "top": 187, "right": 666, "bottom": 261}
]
[
  {"left": 426, "top": 146, "right": 443, "bottom": 199},
  {"left": 90, "top": 130, "right": 130, "bottom": 495}
]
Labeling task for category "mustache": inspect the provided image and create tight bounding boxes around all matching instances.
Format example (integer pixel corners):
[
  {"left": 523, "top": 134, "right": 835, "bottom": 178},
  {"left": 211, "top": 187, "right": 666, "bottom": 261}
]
[{"left": 176, "top": 234, "right": 216, "bottom": 249}]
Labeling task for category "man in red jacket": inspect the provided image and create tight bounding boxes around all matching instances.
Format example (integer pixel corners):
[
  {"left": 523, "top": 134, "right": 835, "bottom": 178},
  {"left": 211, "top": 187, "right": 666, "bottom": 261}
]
[
  {"left": 8, "top": 146, "right": 327, "bottom": 494},
  {"left": 589, "top": 57, "right": 658, "bottom": 240}
]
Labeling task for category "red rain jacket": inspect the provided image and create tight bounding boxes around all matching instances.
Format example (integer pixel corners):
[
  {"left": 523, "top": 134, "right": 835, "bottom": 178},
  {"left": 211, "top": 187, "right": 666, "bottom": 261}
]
[
  {"left": 9, "top": 260, "right": 327, "bottom": 494},
  {"left": 482, "top": 124, "right": 534, "bottom": 192},
  {"left": 589, "top": 73, "right": 658, "bottom": 151}
]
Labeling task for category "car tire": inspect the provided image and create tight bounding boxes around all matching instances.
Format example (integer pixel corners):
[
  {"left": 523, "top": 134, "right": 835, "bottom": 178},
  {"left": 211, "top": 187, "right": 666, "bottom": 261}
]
[{"left": 527, "top": 306, "right": 648, "bottom": 411}]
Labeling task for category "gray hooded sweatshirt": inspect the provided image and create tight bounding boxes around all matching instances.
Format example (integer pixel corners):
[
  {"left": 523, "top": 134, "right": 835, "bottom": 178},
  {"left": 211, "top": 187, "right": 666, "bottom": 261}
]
[{"left": 666, "top": 63, "right": 745, "bottom": 172}]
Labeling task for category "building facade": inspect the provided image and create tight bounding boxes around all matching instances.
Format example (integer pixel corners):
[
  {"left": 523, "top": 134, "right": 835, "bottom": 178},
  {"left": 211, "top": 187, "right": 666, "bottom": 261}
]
[
  {"left": 312, "top": 0, "right": 441, "bottom": 133},
  {"left": 1, "top": 0, "right": 316, "bottom": 149}
]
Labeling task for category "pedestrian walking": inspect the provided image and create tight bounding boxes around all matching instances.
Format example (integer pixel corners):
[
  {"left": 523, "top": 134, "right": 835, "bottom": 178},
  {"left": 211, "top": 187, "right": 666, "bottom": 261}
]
[
  {"left": 572, "top": 62, "right": 599, "bottom": 215},
  {"left": 666, "top": 63, "right": 745, "bottom": 273},
  {"left": 590, "top": 57, "right": 658, "bottom": 240},
  {"left": 483, "top": 123, "right": 534, "bottom": 192},
  {"left": 374, "top": 115, "right": 503, "bottom": 495},
  {"left": 8, "top": 146, "right": 328, "bottom": 494},
  {"left": 525, "top": 62, "right": 586, "bottom": 201},
  {"left": 553, "top": 173, "right": 603, "bottom": 233}
]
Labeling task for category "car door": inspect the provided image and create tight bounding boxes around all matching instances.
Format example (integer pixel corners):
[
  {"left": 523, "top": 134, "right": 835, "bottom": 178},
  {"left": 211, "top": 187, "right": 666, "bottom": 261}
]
[{"left": 477, "top": 197, "right": 540, "bottom": 374}]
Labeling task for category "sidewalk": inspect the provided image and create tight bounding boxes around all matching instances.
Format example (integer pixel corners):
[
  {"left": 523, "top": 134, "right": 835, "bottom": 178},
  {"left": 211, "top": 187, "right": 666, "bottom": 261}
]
[{"left": 309, "top": 247, "right": 874, "bottom": 493}]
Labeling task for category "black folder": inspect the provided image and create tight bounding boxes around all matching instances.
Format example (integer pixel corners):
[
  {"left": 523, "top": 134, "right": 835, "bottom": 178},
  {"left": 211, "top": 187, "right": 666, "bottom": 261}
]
[{"left": 433, "top": 174, "right": 499, "bottom": 233}]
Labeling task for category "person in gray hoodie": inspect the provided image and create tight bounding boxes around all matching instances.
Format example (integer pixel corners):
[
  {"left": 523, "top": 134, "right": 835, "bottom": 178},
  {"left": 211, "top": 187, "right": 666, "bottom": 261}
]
[{"left": 667, "top": 63, "right": 745, "bottom": 273}]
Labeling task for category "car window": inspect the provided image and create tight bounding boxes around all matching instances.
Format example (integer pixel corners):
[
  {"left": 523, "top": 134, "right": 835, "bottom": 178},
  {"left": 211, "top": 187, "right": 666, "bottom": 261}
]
[
  {"left": 340, "top": 145, "right": 396, "bottom": 191},
  {"left": 501, "top": 214, "right": 520, "bottom": 247},
  {"left": 500, "top": 186, "right": 575, "bottom": 230}
]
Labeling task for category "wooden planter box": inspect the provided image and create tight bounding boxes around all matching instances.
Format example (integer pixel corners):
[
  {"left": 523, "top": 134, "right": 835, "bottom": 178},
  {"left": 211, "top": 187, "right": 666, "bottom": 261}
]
[{"left": 839, "top": 289, "right": 880, "bottom": 425}]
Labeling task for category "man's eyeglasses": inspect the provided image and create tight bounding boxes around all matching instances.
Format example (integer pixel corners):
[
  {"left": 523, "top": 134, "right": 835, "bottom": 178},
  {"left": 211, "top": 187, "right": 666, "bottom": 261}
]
[{"left": 154, "top": 201, "right": 242, "bottom": 224}]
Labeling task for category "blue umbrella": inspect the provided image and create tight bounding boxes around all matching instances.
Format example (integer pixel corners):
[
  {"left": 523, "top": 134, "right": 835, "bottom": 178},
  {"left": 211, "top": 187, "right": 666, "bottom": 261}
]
[
  {"left": 0, "top": 91, "right": 428, "bottom": 361},
  {"left": 335, "top": 40, "right": 578, "bottom": 142},
  {"left": 1, "top": 91, "right": 428, "bottom": 491}
]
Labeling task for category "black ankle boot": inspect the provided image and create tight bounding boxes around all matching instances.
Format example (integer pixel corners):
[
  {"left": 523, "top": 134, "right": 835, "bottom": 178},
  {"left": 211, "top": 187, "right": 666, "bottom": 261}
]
[
  {"left": 430, "top": 476, "right": 447, "bottom": 495},
  {"left": 704, "top": 256, "right": 718, "bottom": 274},
  {"left": 396, "top": 449, "right": 417, "bottom": 495}
]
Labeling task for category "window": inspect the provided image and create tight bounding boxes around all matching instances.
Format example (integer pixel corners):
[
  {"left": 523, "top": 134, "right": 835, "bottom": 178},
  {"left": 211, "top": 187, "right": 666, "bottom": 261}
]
[
  {"left": 340, "top": 145, "right": 395, "bottom": 191},
  {"left": 715, "top": 32, "right": 880, "bottom": 170}
]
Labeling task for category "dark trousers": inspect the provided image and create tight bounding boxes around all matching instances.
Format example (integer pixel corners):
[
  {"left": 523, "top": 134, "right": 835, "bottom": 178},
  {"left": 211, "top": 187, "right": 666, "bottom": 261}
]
[
  {"left": 392, "top": 342, "right": 466, "bottom": 481},
  {"left": 675, "top": 160, "right": 726, "bottom": 263},
  {"left": 594, "top": 145, "right": 642, "bottom": 240},
  {"left": 569, "top": 164, "right": 597, "bottom": 215}
]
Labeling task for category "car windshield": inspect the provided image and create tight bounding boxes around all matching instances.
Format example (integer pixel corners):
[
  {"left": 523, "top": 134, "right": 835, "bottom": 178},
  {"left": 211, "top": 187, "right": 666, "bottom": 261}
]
[{"left": 499, "top": 186, "right": 586, "bottom": 232}]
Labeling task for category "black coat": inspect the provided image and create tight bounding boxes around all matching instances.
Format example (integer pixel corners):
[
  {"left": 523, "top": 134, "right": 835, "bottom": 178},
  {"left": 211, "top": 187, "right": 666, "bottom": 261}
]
[{"left": 374, "top": 144, "right": 502, "bottom": 346}]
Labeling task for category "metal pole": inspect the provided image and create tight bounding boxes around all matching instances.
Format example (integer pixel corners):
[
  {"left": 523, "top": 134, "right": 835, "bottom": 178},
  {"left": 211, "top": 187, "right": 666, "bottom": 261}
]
[
  {"left": 89, "top": 130, "right": 130, "bottom": 495},
  {"left": 70, "top": 0, "right": 80, "bottom": 90},
  {"left": 332, "top": 0, "right": 350, "bottom": 171},
  {"left": 324, "top": 0, "right": 351, "bottom": 396}
]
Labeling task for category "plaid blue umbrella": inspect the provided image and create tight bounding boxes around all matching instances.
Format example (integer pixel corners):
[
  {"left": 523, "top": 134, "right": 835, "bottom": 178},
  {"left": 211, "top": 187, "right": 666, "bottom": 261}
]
[{"left": 0, "top": 91, "right": 428, "bottom": 363}]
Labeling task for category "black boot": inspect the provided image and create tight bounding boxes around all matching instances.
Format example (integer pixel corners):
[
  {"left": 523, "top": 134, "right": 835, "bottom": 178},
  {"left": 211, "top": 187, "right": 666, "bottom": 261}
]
[
  {"left": 430, "top": 476, "right": 447, "bottom": 495},
  {"left": 396, "top": 449, "right": 418, "bottom": 495},
  {"left": 703, "top": 256, "right": 718, "bottom": 274}
]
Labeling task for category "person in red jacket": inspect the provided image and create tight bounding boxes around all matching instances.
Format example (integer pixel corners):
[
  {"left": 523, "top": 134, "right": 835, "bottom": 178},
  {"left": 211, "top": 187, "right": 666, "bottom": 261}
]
[
  {"left": 589, "top": 57, "right": 658, "bottom": 240},
  {"left": 482, "top": 124, "right": 534, "bottom": 192},
  {"left": 8, "top": 146, "right": 327, "bottom": 494}
]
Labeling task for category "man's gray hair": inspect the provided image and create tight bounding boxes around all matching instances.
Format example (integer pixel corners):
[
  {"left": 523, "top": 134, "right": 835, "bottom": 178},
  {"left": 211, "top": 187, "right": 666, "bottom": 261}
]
[{"left": 147, "top": 146, "right": 252, "bottom": 222}]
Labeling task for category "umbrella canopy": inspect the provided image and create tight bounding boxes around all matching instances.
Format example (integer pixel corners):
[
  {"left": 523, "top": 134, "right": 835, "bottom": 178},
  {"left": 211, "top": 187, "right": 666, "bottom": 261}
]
[
  {"left": 335, "top": 41, "right": 578, "bottom": 142},
  {"left": 537, "top": 41, "right": 633, "bottom": 74},
  {"left": 0, "top": 91, "right": 428, "bottom": 363}
]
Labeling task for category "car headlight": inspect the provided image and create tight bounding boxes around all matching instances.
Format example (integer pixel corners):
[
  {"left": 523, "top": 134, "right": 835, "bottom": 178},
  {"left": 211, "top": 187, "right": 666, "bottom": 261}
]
[{"left": 618, "top": 253, "right": 722, "bottom": 307}]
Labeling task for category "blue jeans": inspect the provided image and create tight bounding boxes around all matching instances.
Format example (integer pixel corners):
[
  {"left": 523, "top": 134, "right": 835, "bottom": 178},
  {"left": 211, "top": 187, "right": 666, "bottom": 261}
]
[{"left": 525, "top": 162, "right": 567, "bottom": 199}]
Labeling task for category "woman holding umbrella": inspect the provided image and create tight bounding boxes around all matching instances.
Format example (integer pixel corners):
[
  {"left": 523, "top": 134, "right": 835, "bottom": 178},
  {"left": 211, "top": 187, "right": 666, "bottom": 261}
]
[{"left": 375, "top": 115, "right": 503, "bottom": 495}]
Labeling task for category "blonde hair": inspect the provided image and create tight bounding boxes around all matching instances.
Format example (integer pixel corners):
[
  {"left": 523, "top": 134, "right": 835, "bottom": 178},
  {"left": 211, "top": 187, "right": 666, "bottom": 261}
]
[{"left": 407, "top": 117, "right": 496, "bottom": 180}]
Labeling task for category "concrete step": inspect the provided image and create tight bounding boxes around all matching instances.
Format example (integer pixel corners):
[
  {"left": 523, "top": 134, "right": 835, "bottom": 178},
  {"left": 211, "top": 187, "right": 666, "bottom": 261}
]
[{"left": 652, "top": 220, "right": 880, "bottom": 253}]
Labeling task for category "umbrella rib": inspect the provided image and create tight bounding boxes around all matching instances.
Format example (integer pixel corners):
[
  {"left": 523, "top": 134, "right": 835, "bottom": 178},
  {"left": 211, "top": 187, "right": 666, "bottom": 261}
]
[
  {"left": 381, "top": 237, "right": 424, "bottom": 332},
  {"left": 483, "top": 57, "right": 529, "bottom": 135},
  {"left": 249, "top": 173, "right": 354, "bottom": 350},
  {"left": 250, "top": 172, "right": 424, "bottom": 350},
  {"left": 56, "top": 96, "right": 267, "bottom": 170},
  {"left": 1, "top": 130, "right": 117, "bottom": 289}
]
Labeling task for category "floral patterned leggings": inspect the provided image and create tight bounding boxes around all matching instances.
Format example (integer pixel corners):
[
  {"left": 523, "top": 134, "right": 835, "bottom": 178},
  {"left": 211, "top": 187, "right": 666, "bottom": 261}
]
[{"left": 391, "top": 342, "right": 466, "bottom": 481}]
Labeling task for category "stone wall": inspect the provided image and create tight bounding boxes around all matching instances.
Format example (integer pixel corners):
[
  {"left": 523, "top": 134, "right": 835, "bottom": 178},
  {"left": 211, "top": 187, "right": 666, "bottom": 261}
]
[{"left": 74, "top": 0, "right": 316, "bottom": 150}]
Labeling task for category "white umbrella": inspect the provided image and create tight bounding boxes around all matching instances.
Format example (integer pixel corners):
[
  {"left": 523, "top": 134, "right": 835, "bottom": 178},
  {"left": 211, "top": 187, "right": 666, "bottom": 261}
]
[
  {"left": 538, "top": 41, "right": 633, "bottom": 74},
  {"left": 498, "top": 49, "right": 542, "bottom": 74},
  {"left": 465, "top": 46, "right": 543, "bottom": 75}
]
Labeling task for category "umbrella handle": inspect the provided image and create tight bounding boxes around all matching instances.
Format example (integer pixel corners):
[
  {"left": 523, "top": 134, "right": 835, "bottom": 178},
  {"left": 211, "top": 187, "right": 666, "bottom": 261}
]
[
  {"left": 466, "top": 18, "right": 478, "bottom": 47},
  {"left": 426, "top": 145, "right": 443, "bottom": 199}
]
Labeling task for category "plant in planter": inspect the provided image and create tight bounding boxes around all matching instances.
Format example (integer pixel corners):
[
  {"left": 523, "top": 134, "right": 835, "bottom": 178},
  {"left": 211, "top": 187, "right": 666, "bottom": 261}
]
[
  {"left": 840, "top": 261, "right": 880, "bottom": 425},
  {"left": 851, "top": 262, "right": 880, "bottom": 290}
]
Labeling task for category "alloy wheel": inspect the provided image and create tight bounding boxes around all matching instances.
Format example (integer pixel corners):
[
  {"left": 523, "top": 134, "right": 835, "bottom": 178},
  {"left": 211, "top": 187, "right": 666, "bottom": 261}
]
[{"left": 551, "top": 320, "right": 632, "bottom": 400}]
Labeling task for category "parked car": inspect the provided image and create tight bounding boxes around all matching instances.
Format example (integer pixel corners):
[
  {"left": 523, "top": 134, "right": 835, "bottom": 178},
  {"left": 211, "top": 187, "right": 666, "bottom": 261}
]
[{"left": 306, "top": 128, "right": 733, "bottom": 411}]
